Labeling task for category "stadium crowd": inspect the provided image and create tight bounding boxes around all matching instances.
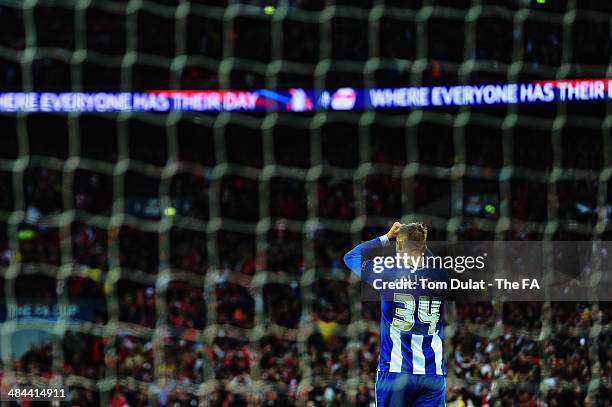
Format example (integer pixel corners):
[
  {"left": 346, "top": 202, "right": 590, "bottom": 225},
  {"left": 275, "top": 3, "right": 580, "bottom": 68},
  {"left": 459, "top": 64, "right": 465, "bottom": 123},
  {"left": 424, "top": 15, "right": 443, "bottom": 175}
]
[{"left": 2, "top": 111, "right": 610, "bottom": 405}]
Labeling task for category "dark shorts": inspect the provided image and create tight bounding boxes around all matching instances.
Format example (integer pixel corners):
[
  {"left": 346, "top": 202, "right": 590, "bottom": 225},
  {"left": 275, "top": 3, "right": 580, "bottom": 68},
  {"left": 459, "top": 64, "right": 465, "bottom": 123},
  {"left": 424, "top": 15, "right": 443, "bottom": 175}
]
[{"left": 375, "top": 371, "right": 446, "bottom": 407}]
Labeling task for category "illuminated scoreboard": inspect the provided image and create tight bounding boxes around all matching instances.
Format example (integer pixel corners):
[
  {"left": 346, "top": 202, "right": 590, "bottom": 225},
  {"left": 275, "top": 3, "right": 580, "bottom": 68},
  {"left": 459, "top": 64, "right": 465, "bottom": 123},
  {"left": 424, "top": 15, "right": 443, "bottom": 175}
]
[{"left": 0, "top": 78, "right": 609, "bottom": 113}]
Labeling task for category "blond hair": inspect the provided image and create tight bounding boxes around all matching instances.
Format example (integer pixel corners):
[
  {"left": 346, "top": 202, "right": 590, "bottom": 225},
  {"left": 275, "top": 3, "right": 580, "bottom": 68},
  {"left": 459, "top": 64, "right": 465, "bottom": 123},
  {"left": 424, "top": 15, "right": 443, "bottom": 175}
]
[{"left": 397, "top": 222, "right": 428, "bottom": 252}]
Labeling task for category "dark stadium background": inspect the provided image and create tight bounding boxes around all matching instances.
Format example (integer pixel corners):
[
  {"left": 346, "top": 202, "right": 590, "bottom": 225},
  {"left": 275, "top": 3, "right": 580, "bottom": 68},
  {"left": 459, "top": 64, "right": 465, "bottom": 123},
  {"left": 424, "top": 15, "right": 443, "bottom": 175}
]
[{"left": 0, "top": 0, "right": 610, "bottom": 406}]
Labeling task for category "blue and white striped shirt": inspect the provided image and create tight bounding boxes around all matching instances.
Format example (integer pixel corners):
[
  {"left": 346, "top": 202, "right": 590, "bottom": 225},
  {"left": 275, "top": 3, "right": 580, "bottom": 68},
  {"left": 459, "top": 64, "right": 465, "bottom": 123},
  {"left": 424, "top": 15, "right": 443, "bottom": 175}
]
[{"left": 344, "top": 235, "right": 446, "bottom": 375}]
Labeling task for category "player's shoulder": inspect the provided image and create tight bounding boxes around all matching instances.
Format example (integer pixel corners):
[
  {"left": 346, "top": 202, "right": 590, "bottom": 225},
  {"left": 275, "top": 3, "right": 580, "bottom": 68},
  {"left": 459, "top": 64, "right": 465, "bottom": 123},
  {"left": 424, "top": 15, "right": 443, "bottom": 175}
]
[{"left": 423, "top": 248, "right": 449, "bottom": 276}]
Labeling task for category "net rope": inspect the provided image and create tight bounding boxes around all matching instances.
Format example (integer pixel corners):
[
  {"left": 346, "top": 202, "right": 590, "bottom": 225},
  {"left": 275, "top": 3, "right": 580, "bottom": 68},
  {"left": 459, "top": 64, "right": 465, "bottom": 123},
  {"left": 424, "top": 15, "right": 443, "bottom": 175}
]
[{"left": 0, "top": 0, "right": 610, "bottom": 405}]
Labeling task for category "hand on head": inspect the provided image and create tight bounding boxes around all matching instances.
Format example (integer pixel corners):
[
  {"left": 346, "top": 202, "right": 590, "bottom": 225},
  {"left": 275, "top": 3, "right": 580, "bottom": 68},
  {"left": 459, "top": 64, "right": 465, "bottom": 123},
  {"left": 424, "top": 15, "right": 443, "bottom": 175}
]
[{"left": 385, "top": 222, "right": 403, "bottom": 240}]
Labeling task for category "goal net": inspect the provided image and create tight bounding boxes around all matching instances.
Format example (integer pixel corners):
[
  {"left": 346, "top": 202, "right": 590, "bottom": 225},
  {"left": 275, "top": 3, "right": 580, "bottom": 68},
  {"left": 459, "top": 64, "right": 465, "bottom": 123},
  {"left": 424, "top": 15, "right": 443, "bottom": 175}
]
[{"left": 0, "top": 0, "right": 610, "bottom": 405}]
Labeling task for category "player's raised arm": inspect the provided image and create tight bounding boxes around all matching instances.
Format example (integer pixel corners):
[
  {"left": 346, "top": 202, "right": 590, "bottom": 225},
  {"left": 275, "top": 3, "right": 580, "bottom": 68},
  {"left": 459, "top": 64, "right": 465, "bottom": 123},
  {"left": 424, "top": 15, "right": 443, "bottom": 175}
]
[{"left": 343, "top": 222, "right": 402, "bottom": 277}]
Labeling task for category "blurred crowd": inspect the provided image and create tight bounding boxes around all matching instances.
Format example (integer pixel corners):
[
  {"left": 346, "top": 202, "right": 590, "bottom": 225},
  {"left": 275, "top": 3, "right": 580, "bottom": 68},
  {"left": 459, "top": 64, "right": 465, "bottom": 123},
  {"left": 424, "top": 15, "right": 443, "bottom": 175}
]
[
  {"left": 2, "top": 111, "right": 610, "bottom": 406},
  {"left": 0, "top": 1, "right": 610, "bottom": 90},
  {"left": 1, "top": 0, "right": 611, "bottom": 406}
]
